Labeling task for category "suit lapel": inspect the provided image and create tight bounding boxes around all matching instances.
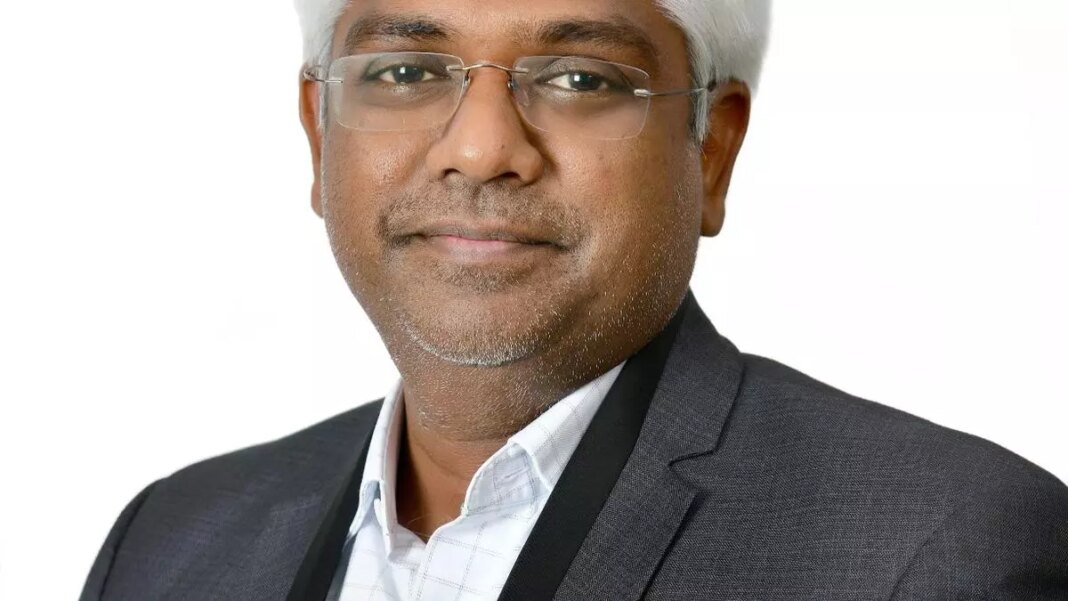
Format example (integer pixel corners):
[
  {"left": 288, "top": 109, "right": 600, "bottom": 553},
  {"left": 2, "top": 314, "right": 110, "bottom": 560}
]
[
  {"left": 284, "top": 421, "right": 375, "bottom": 601},
  {"left": 553, "top": 458, "right": 699, "bottom": 601},
  {"left": 501, "top": 290, "right": 744, "bottom": 601},
  {"left": 497, "top": 291, "right": 688, "bottom": 601},
  {"left": 556, "top": 293, "right": 744, "bottom": 600}
]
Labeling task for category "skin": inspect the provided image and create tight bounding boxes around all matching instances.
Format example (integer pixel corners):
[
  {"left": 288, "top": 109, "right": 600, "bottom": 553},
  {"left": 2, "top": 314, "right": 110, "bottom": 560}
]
[{"left": 298, "top": 0, "right": 751, "bottom": 540}]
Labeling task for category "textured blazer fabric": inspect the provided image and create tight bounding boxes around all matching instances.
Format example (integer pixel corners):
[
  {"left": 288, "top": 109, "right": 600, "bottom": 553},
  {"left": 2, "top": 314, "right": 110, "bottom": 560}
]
[{"left": 80, "top": 292, "right": 1068, "bottom": 600}]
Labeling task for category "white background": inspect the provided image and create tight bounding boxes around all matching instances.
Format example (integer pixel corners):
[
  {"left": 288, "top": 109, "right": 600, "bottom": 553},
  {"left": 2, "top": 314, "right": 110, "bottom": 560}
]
[{"left": 1, "top": 1, "right": 1066, "bottom": 598}]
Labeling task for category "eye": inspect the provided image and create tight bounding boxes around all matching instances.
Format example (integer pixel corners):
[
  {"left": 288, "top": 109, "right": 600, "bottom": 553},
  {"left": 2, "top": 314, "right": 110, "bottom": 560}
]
[
  {"left": 544, "top": 71, "right": 608, "bottom": 92},
  {"left": 374, "top": 64, "right": 440, "bottom": 85}
]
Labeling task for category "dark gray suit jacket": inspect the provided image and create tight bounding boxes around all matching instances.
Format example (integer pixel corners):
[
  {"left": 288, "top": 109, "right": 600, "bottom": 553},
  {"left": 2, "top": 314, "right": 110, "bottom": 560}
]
[{"left": 81, "top": 292, "right": 1068, "bottom": 600}]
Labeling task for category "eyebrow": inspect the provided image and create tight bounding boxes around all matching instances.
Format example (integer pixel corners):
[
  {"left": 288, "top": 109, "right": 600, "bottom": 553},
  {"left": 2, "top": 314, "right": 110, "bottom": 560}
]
[
  {"left": 532, "top": 18, "right": 660, "bottom": 72},
  {"left": 341, "top": 13, "right": 660, "bottom": 72},
  {"left": 342, "top": 13, "right": 456, "bottom": 55}
]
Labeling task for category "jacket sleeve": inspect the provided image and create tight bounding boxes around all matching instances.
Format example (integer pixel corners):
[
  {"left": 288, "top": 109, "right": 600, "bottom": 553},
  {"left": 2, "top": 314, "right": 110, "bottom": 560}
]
[
  {"left": 889, "top": 466, "right": 1068, "bottom": 600},
  {"left": 78, "top": 481, "right": 160, "bottom": 601}
]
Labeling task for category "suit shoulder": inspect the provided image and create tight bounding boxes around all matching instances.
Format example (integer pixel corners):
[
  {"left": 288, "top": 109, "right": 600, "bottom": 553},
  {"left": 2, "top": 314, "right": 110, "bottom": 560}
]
[
  {"left": 82, "top": 400, "right": 384, "bottom": 598},
  {"left": 157, "top": 399, "right": 383, "bottom": 494},
  {"left": 731, "top": 353, "right": 1066, "bottom": 498}
]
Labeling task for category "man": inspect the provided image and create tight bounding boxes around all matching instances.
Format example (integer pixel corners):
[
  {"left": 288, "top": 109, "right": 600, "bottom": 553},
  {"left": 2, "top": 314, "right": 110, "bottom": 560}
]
[{"left": 80, "top": 0, "right": 1068, "bottom": 599}]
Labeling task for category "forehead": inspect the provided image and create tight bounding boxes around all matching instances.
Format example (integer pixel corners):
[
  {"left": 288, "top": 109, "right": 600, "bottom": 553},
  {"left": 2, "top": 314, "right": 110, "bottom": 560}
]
[{"left": 332, "top": 0, "right": 690, "bottom": 78}]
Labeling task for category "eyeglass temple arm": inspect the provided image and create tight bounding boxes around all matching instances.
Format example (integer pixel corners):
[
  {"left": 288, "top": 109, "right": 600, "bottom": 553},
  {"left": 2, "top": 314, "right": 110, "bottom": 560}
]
[
  {"left": 302, "top": 66, "right": 342, "bottom": 83},
  {"left": 634, "top": 82, "right": 716, "bottom": 98}
]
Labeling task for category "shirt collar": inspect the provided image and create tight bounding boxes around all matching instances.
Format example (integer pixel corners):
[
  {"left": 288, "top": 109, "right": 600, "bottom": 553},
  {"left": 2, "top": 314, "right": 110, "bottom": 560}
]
[
  {"left": 507, "top": 362, "right": 625, "bottom": 491},
  {"left": 349, "top": 361, "right": 626, "bottom": 549},
  {"left": 351, "top": 378, "right": 405, "bottom": 551}
]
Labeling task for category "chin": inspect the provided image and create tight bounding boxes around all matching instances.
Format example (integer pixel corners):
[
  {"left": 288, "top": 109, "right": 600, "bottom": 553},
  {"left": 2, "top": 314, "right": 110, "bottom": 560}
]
[{"left": 390, "top": 285, "right": 575, "bottom": 367}]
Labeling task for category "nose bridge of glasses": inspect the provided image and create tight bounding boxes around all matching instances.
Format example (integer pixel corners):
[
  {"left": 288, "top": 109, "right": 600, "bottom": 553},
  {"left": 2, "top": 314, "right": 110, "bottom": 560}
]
[
  {"left": 450, "top": 62, "right": 528, "bottom": 76},
  {"left": 448, "top": 61, "right": 527, "bottom": 108},
  {"left": 449, "top": 62, "right": 526, "bottom": 92}
]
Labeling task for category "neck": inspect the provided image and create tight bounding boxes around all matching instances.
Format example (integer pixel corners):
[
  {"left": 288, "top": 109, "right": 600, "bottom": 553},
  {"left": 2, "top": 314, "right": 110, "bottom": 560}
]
[
  {"left": 378, "top": 290, "right": 690, "bottom": 540},
  {"left": 391, "top": 344, "right": 615, "bottom": 541},
  {"left": 394, "top": 397, "right": 503, "bottom": 541}
]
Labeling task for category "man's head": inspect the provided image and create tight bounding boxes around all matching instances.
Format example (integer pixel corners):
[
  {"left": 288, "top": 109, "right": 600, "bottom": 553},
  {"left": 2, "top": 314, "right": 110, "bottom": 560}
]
[{"left": 295, "top": 0, "right": 769, "bottom": 389}]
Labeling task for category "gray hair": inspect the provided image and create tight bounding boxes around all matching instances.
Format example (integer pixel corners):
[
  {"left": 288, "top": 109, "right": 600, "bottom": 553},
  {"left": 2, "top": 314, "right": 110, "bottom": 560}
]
[{"left": 294, "top": 0, "right": 770, "bottom": 143}]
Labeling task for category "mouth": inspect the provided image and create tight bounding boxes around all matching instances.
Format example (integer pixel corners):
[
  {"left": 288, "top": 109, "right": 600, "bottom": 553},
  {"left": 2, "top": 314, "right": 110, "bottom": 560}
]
[
  {"left": 405, "top": 220, "right": 563, "bottom": 265},
  {"left": 416, "top": 222, "right": 559, "bottom": 245}
]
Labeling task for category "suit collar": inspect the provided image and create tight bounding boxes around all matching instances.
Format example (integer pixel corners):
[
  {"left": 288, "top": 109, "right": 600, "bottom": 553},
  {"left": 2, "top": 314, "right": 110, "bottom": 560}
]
[
  {"left": 501, "top": 289, "right": 744, "bottom": 601},
  {"left": 643, "top": 290, "right": 744, "bottom": 466},
  {"left": 285, "top": 424, "right": 374, "bottom": 601},
  {"left": 558, "top": 290, "right": 743, "bottom": 600}
]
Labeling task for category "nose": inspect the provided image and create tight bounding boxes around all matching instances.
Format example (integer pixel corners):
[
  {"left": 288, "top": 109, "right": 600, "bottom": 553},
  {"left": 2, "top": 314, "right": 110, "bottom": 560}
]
[{"left": 424, "top": 65, "right": 545, "bottom": 186}]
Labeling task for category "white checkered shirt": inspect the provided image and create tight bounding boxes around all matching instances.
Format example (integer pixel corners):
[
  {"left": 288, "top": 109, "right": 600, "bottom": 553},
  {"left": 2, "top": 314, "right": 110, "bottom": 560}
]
[{"left": 328, "top": 361, "right": 626, "bottom": 601}]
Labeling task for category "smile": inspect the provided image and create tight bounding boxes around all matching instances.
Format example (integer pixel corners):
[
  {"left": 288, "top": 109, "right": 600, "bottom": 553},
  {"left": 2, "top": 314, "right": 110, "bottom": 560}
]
[{"left": 404, "top": 220, "right": 562, "bottom": 265}]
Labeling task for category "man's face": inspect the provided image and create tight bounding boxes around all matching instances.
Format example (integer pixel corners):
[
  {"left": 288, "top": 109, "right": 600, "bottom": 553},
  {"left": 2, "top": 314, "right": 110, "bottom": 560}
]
[{"left": 302, "top": 0, "right": 748, "bottom": 378}]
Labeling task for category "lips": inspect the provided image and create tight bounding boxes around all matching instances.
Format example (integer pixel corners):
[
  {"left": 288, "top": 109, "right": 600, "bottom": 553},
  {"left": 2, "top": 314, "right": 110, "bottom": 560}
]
[
  {"left": 395, "top": 219, "right": 562, "bottom": 269},
  {"left": 410, "top": 220, "right": 561, "bottom": 248}
]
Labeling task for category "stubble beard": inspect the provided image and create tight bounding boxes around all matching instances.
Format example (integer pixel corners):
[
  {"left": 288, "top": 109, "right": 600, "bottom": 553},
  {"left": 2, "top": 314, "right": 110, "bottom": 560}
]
[
  {"left": 398, "top": 305, "right": 552, "bottom": 367},
  {"left": 320, "top": 173, "right": 586, "bottom": 370},
  {"left": 320, "top": 147, "right": 697, "bottom": 374}
]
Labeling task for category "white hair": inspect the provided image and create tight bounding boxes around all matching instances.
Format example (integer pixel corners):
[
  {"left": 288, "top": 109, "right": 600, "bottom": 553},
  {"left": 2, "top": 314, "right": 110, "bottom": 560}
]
[{"left": 293, "top": 0, "right": 770, "bottom": 142}]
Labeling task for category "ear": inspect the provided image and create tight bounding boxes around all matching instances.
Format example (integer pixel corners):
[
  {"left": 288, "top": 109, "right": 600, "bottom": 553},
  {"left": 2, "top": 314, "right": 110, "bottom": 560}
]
[
  {"left": 298, "top": 68, "right": 325, "bottom": 218},
  {"left": 699, "top": 80, "right": 752, "bottom": 237}
]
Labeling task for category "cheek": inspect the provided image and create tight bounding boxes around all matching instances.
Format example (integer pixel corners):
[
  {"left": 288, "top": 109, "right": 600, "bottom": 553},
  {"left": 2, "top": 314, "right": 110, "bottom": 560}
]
[
  {"left": 553, "top": 141, "right": 701, "bottom": 283},
  {"left": 324, "top": 131, "right": 418, "bottom": 200},
  {"left": 320, "top": 133, "right": 424, "bottom": 285},
  {"left": 324, "top": 132, "right": 421, "bottom": 215}
]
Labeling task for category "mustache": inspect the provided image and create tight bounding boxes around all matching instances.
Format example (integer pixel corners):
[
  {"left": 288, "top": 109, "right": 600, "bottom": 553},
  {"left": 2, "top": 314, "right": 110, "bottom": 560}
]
[{"left": 377, "top": 182, "right": 588, "bottom": 249}]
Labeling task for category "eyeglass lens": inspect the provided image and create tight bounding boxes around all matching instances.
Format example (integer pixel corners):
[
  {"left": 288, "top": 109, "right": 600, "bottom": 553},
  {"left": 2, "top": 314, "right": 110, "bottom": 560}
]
[{"left": 325, "top": 52, "right": 655, "bottom": 140}]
